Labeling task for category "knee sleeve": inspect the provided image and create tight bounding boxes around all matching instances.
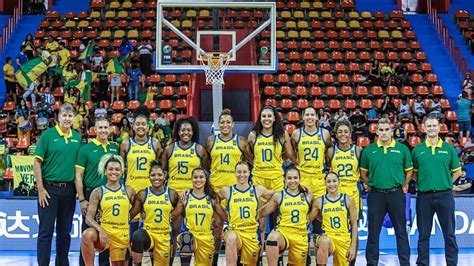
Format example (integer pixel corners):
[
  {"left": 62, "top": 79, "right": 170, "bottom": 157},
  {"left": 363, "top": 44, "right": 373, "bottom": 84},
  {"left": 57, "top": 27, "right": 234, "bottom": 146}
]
[
  {"left": 178, "top": 232, "right": 195, "bottom": 254},
  {"left": 131, "top": 229, "right": 151, "bottom": 253},
  {"left": 266, "top": 240, "right": 278, "bottom": 246}
]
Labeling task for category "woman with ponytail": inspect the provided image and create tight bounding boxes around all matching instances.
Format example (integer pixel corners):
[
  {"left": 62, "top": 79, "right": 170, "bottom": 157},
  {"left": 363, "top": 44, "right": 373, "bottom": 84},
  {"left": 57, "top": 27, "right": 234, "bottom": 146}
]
[
  {"left": 81, "top": 154, "right": 135, "bottom": 266},
  {"left": 129, "top": 160, "right": 179, "bottom": 266},
  {"left": 170, "top": 168, "right": 227, "bottom": 266}
]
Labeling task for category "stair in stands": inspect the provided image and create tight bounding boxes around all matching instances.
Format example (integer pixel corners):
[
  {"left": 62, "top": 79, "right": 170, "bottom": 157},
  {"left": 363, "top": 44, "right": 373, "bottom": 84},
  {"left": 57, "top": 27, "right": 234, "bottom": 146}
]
[
  {"left": 355, "top": 0, "right": 398, "bottom": 14},
  {"left": 50, "top": 0, "right": 88, "bottom": 15},
  {"left": 406, "top": 14, "right": 462, "bottom": 106}
]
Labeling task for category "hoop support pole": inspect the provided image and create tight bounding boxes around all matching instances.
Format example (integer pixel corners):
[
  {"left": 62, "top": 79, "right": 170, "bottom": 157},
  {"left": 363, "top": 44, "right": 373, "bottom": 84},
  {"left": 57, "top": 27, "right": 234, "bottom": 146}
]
[{"left": 212, "top": 82, "right": 223, "bottom": 133}]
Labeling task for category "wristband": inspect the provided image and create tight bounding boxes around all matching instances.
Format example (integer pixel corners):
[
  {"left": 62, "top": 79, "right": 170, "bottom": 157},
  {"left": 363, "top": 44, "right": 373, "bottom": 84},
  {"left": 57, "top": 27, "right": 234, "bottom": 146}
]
[{"left": 79, "top": 199, "right": 86, "bottom": 203}]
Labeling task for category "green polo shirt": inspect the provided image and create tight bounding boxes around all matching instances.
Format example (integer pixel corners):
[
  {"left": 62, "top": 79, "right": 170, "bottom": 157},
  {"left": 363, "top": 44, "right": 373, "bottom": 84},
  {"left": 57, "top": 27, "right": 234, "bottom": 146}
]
[
  {"left": 75, "top": 139, "right": 119, "bottom": 189},
  {"left": 35, "top": 125, "right": 82, "bottom": 182},
  {"left": 360, "top": 139, "right": 413, "bottom": 189},
  {"left": 412, "top": 138, "right": 461, "bottom": 192}
]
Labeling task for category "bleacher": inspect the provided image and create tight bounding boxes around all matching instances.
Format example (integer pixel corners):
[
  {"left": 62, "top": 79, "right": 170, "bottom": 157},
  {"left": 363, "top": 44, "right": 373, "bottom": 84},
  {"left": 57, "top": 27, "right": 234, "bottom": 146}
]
[{"left": 454, "top": 10, "right": 474, "bottom": 53}]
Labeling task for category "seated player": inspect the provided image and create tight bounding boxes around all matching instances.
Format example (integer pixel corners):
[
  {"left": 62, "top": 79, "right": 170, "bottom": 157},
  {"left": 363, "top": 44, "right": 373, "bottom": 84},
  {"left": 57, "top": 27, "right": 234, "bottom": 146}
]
[
  {"left": 81, "top": 154, "right": 135, "bottom": 266},
  {"left": 129, "top": 160, "right": 179, "bottom": 266},
  {"left": 170, "top": 167, "right": 227, "bottom": 266},
  {"left": 259, "top": 166, "right": 315, "bottom": 266},
  {"left": 313, "top": 172, "right": 358, "bottom": 266}
]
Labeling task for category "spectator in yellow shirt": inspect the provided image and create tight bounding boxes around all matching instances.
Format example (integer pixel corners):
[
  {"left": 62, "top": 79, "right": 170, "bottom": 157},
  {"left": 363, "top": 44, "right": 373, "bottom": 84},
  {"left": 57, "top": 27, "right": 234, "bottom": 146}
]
[
  {"left": 3, "top": 57, "right": 16, "bottom": 103},
  {"left": 64, "top": 88, "right": 78, "bottom": 106},
  {"left": 45, "top": 36, "right": 59, "bottom": 55},
  {"left": 58, "top": 42, "right": 70, "bottom": 67},
  {"left": 62, "top": 64, "right": 78, "bottom": 84}
]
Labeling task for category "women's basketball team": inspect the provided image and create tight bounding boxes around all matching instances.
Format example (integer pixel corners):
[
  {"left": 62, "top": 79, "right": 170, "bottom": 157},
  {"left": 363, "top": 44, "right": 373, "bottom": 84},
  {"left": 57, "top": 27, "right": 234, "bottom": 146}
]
[{"left": 82, "top": 106, "right": 360, "bottom": 266}]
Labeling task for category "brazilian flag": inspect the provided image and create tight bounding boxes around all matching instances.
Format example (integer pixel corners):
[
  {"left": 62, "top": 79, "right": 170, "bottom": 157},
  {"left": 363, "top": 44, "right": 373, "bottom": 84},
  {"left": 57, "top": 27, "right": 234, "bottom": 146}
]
[
  {"left": 66, "top": 71, "right": 97, "bottom": 100},
  {"left": 106, "top": 57, "right": 123, "bottom": 75},
  {"left": 15, "top": 58, "right": 48, "bottom": 89},
  {"left": 78, "top": 41, "right": 94, "bottom": 61}
]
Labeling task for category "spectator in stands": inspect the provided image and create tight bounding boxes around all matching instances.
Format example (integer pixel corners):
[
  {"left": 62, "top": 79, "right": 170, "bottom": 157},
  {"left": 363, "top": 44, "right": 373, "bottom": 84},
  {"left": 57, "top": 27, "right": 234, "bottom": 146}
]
[
  {"left": 318, "top": 109, "right": 331, "bottom": 130},
  {"left": 73, "top": 98, "right": 90, "bottom": 135},
  {"left": 398, "top": 97, "right": 413, "bottom": 122},
  {"left": 29, "top": 182, "right": 38, "bottom": 197},
  {"left": 137, "top": 41, "right": 153, "bottom": 76},
  {"left": 368, "top": 59, "right": 382, "bottom": 86},
  {"left": 96, "top": 63, "right": 108, "bottom": 103},
  {"left": 381, "top": 96, "right": 397, "bottom": 123},
  {"left": 16, "top": 45, "right": 29, "bottom": 69},
  {"left": 3, "top": 57, "right": 17, "bottom": 104},
  {"left": 150, "top": 112, "right": 172, "bottom": 147},
  {"left": 117, "top": 117, "right": 132, "bottom": 143},
  {"left": 93, "top": 101, "right": 107, "bottom": 119},
  {"left": 461, "top": 72, "right": 472, "bottom": 90},
  {"left": 91, "top": 51, "right": 103, "bottom": 72},
  {"left": 456, "top": 91, "right": 471, "bottom": 139},
  {"left": 57, "top": 42, "right": 70, "bottom": 68},
  {"left": 0, "top": 133, "right": 9, "bottom": 180},
  {"left": 349, "top": 106, "right": 368, "bottom": 141},
  {"left": 64, "top": 88, "right": 77, "bottom": 106},
  {"left": 454, "top": 141, "right": 463, "bottom": 157},
  {"left": 429, "top": 96, "right": 445, "bottom": 123},
  {"left": 394, "top": 63, "right": 409, "bottom": 86},
  {"left": 23, "top": 79, "right": 39, "bottom": 108},
  {"left": 45, "top": 36, "right": 59, "bottom": 55},
  {"left": 36, "top": 47, "right": 54, "bottom": 88},
  {"left": 453, "top": 168, "right": 472, "bottom": 195},
  {"left": 109, "top": 65, "right": 122, "bottom": 105},
  {"left": 22, "top": 34, "right": 35, "bottom": 60},
  {"left": 393, "top": 121, "right": 407, "bottom": 144},
  {"left": 127, "top": 62, "right": 143, "bottom": 101},
  {"left": 13, "top": 181, "right": 28, "bottom": 196},
  {"left": 15, "top": 98, "right": 32, "bottom": 141},
  {"left": 381, "top": 61, "right": 395, "bottom": 86},
  {"left": 413, "top": 95, "right": 427, "bottom": 128},
  {"left": 333, "top": 108, "right": 348, "bottom": 122},
  {"left": 36, "top": 95, "right": 53, "bottom": 121},
  {"left": 367, "top": 105, "right": 379, "bottom": 121},
  {"left": 31, "top": 0, "right": 45, "bottom": 14},
  {"left": 119, "top": 38, "right": 133, "bottom": 59},
  {"left": 62, "top": 63, "right": 78, "bottom": 84},
  {"left": 28, "top": 136, "right": 37, "bottom": 155}
]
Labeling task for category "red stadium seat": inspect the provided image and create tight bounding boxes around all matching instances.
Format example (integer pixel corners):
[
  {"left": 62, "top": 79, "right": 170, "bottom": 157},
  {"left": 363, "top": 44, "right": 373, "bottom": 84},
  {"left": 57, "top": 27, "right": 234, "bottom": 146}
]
[
  {"left": 360, "top": 99, "right": 373, "bottom": 109},
  {"left": 280, "top": 99, "right": 293, "bottom": 109},
  {"left": 445, "top": 110, "right": 458, "bottom": 121},
  {"left": 357, "top": 137, "right": 371, "bottom": 147},
  {"left": 112, "top": 101, "right": 125, "bottom": 111},
  {"left": 159, "top": 100, "right": 172, "bottom": 110},
  {"left": 296, "top": 99, "right": 309, "bottom": 109},
  {"left": 287, "top": 111, "right": 300, "bottom": 122},
  {"left": 310, "top": 86, "right": 323, "bottom": 97},
  {"left": 460, "top": 137, "right": 471, "bottom": 148},
  {"left": 312, "top": 99, "right": 325, "bottom": 109},
  {"left": 356, "top": 86, "right": 369, "bottom": 97},
  {"left": 145, "top": 100, "right": 157, "bottom": 110},
  {"left": 295, "top": 86, "right": 307, "bottom": 97},
  {"left": 344, "top": 99, "right": 357, "bottom": 110},
  {"left": 127, "top": 100, "right": 141, "bottom": 111},
  {"left": 284, "top": 124, "right": 296, "bottom": 135},
  {"left": 328, "top": 99, "right": 341, "bottom": 110},
  {"left": 341, "top": 86, "right": 353, "bottom": 97},
  {"left": 176, "top": 99, "right": 187, "bottom": 110},
  {"left": 440, "top": 123, "right": 449, "bottom": 134},
  {"left": 265, "top": 98, "right": 277, "bottom": 108}
]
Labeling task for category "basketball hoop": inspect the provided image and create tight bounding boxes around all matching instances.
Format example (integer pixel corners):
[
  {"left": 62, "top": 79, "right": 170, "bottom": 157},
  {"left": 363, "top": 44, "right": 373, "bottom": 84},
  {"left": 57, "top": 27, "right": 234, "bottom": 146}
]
[{"left": 198, "top": 52, "right": 231, "bottom": 85}]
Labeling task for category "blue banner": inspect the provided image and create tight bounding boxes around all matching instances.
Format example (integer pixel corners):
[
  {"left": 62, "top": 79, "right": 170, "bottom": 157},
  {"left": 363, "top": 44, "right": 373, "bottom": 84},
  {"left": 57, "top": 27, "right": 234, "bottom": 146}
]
[{"left": 1, "top": 197, "right": 474, "bottom": 251}]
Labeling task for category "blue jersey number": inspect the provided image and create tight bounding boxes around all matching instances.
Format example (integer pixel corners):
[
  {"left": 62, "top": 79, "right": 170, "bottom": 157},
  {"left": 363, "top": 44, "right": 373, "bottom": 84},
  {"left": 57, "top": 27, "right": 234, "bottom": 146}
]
[
  {"left": 290, "top": 209, "right": 300, "bottom": 224},
  {"left": 154, "top": 208, "right": 163, "bottom": 222},
  {"left": 303, "top": 148, "right": 319, "bottom": 161},
  {"left": 336, "top": 163, "right": 353, "bottom": 177},
  {"left": 178, "top": 161, "right": 189, "bottom": 175},
  {"left": 195, "top": 213, "right": 206, "bottom": 226},
  {"left": 112, "top": 203, "right": 120, "bottom": 216},
  {"left": 262, "top": 149, "right": 273, "bottom": 162},
  {"left": 240, "top": 206, "right": 251, "bottom": 219},
  {"left": 220, "top": 154, "right": 230, "bottom": 165},
  {"left": 330, "top": 216, "right": 341, "bottom": 229},
  {"left": 136, "top": 157, "right": 148, "bottom": 171}
]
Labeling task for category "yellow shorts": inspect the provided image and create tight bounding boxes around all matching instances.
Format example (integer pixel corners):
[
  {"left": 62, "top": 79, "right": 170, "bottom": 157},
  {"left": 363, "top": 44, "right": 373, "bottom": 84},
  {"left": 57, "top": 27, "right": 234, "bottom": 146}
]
[
  {"left": 339, "top": 184, "right": 362, "bottom": 215},
  {"left": 211, "top": 175, "right": 236, "bottom": 192},
  {"left": 300, "top": 173, "right": 326, "bottom": 198},
  {"left": 317, "top": 233, "right": 351, "bottom": 266},
  {"left": 187, "top": 232, "right": 214, "bottom": 266},
  {"left": 147, "top": 230, "right": 172, "bottom": 265},
  {"left": 252, "top": 175, "right": 284, "bottom": 191},
  {"left": 276, "top": 227, "right": 310, "bottom": 265},
  {"left": 101, "top": 227, "right": 129, "bottom": 261},
  {"left": 226, "top": 229, "right": 261, "bottom": 265}
]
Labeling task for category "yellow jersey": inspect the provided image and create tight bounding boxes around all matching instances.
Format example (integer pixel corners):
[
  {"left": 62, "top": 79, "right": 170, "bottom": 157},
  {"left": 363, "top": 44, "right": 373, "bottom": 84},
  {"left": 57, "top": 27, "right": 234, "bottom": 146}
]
[
  {"left": 143, "top": 187, "right": 173, "bottom": 233},
  {"left": 321, "top": 193, "right": 351, "bottom": 236},
  {"left": 330, "top": 144, "right": 360, "bottom": 187},
  {"left": 252, "top": 134, "right": 284, "bottom": 180},
  {"left": 278, "top": 189, "right": 310, "bottom": 231},
  {"left": 126, "top": 137, "right": 159, "bottom": 193},
  {"left": 296, "top": 128, "right": 327, "bottom": 176},
  {"left": 168, "top": 142, "right": 202, "bottom": 192},
  {"left": 227, "top": 185, "right": 259, "bottom": 231},
  {"left": 210, "top": 134, "right": 242, "bottom": 184},
  {"left": 99, "top": 184, "right": 131, "bottom": 232},
  {"left": 184, "top": 192, "right": 214, "bottom": 234}
]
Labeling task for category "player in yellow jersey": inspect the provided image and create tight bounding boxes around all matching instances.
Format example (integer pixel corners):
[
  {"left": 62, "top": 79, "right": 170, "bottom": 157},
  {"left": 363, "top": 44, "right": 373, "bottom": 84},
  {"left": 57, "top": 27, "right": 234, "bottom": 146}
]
[
  {"left": 291, "top": 107, "right": 332, "bottom": 198},
  {"left": 218, "top": 161, "right": 276, "bottom": 266},
  {"left": 205, "top": 109, "right": 252, "bottom": 265},
  {"left": 170, "top": 168, "right": 227, "bottom": 266},
  {"left": 312, "top": 172, "right": 358, "bottom": 266},
  {"left": 248, "top": 106, "right": 296, "bottom": 236},
  {"left": 326, "top": 119, "right": 362, "bottom": 213},
  {"left": 129, "top": 160, "right": 179, "bottom": 266},
  {"left": 120, "top": 110, "right": 161, "bottom": 231},
  {"left": 81, "top": 155, "right": 135, "bottom": 266},
  {"left": 259, "top": 166, "right": 315, "bottom": 266}
]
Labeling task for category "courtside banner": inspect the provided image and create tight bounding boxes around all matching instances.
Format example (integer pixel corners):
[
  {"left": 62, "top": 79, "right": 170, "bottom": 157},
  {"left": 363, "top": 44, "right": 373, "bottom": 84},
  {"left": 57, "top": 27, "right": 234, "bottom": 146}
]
[
  {"left": 1, "top": 197, "right": 474, "bottom": 250},
  {"left": 11, "top": 156, "right": 35, "bottom": 190}
]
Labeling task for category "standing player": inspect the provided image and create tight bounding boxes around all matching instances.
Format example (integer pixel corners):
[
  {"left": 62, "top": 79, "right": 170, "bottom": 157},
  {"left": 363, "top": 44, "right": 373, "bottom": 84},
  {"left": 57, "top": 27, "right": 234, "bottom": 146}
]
[
  {"left": 76, "top": 118, "right": 119, "bottom": 266},
  {"left": 248, "top": 106, "right": 296, "bottom": 232},
  {"left": 162, "top": 116, "right": 209, "bottom": 262},
  {"left": 120, "top": 110, "right": 162, "bottom": 231},
  {"left": 81, "top": 155, "right": 135, "bottom": 266},
  {"left": 292, "top": 107, "right": 331, "bottom": 198},
  {"left": 129, "top": 160, "right": 179, "bottom": 266},
  {"left": 206, "top": 109, "right": 251, "bottom": 263},
  {"left": 218, "top": 161, "right": 276, "bottom": 266},
  {"left": 259, "top": 166, "right": 314, "bottom": 266},
  {"left": 170, "top": 167, "right": 227, "bottom": 266},
  {"left": 313, "top": 172, "right": 358, "bottom": 266}
]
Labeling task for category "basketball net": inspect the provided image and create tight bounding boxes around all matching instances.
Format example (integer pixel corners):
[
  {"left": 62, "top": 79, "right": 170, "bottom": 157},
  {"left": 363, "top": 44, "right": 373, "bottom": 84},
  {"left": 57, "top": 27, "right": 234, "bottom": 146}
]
[{"left": 198, "top": 52, "right": 231, "bottom": 85}]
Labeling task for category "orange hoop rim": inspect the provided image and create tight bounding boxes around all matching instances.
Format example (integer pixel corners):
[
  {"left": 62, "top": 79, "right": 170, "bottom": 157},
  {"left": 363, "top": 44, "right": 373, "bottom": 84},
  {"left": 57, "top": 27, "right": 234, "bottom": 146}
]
[{"left": 198, "top": 52, "right": 231, "bottom": 64}]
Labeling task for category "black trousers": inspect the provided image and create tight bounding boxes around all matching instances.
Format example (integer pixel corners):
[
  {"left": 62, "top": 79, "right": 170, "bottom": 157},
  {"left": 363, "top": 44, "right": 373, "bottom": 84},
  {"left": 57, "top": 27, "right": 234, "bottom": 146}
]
[
  {"left": 416, "top": 190, "right": 458, "bottom": 266},
  {"left": 366, "top": 187, "right": 410, "bottom": 266},
  {"left": 79, "top": 187, "right": 110, "bottom": 266},
  {"left": 37, "top": 183, "right": 76, "bottom": 266}
]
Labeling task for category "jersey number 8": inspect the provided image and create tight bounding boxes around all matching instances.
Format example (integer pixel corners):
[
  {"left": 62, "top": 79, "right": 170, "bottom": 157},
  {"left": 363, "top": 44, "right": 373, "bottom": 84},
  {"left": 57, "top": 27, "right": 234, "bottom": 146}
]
[{"left": 291, "top": 209, "right": 300, "bottom": 224}]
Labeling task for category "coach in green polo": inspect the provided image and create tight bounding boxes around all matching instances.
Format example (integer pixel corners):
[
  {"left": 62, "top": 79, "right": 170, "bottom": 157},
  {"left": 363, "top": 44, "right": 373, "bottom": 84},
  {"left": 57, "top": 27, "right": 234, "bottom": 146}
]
[
  {"left": 360, "top": 118, "right": 412, "bottom": 266},
  {"left": 34, "top": 103, "right": 82, "bottom": 266},
  {"left": 412, "top": 115, "right": 461, "bottom": 266},
  {"left": 75, "top": 117, "right": 118, "bottom": 266}
]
